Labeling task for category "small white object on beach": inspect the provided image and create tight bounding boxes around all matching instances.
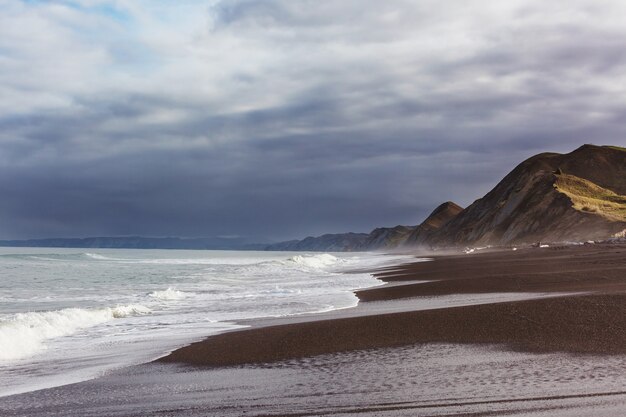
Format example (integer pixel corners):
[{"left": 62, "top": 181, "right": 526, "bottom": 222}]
[{"left": 539, "top": 244, "right": 550, "bottom": 248}]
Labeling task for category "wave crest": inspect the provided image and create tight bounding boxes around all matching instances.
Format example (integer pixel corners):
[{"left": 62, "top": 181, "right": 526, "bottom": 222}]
[
  {"left": 110, "top": 304, "right": 151, "bottom": 318},
  {"left": 148, "top": 288, "right": 193, "bottom": 301},
  {"left": 0, "top": 304, "right": 151, "bottom": 361},
  {"left": 286, "top": 254, "right": 342, "bottom": 269}
]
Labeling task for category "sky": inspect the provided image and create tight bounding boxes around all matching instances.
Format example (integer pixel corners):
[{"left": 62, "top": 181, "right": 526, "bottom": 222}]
[{"left": 1, "top": 0, "right": 626, "bottom": 241}]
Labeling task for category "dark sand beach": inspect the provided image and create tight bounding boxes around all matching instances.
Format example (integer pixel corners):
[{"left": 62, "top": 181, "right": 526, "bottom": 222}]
[
  {"left": 161, "top": 244, "right": 626, "bottom": 366},
  {"left": 3, "top": 244, "right": 626, "bottom": 416}
]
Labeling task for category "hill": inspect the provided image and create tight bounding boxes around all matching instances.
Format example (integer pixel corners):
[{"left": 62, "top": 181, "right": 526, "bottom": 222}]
[
  {"left": 430, "top": 144, "right": 626, "bottom": 246},
  {"left": 266, "top": 203, "right": 464, "bottom": 252},
  {"left": 267, "top": 144, "right": 626, "bottom": 251},
  {"left": 264, "top": 233, "right": 369, "bottom": 252},
  {"left": 403, "top": 201, "right": 463, "bottom": 247}
]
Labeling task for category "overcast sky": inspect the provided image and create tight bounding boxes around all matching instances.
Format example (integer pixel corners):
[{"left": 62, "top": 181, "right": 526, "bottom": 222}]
[{"left": 1, "top": 0, "right": 626, "bottom": 241}]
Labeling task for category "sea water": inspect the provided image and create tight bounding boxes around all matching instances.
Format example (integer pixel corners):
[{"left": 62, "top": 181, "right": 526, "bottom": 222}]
[{"left": 0, "top": 248, "right": 411, "bottom": 397}]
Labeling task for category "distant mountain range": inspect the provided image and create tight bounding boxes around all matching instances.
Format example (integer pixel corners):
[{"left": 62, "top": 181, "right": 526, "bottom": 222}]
[
  {"left": 0, "top": 236, "right": 267, "bottom": 251},
  {"left": 264, "top": 201, "right": 464, "bottom": 252},
  {"left": 2, "top": 144, "right": 624, "bottom": 252}
]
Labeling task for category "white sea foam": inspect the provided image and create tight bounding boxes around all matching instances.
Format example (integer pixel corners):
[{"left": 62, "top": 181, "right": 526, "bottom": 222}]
[
  {"left": 286, "top": 253, "right": 343, "bottom": 269},
  {"left": 110, "top": 304, "right": 151, "bottom": 318},
  {"left": 81, "top": 252, "right": 348, "bottom": 269},
  {"left": 258, "top": 286, "right": 303, "bottom": 296},
  {"left": 149, "top": 288, "right": 193, "bottom": 301},
  {"left": 0, "top": 304, "right": 151, "bottom": 361}
]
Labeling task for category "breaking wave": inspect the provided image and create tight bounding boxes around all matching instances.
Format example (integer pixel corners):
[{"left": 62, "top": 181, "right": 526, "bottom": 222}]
[
  {"left": 0, "top": 304, "right": 151, "bottom": 361},
  {"left": 285, "top": 254, "right": 344, "bottom": 269},
  {"left": 149, "top": 288, "right": 193, "bottom": 301}
]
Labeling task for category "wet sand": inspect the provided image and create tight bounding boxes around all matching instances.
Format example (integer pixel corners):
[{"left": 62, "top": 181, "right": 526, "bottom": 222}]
[{"left": 5, "top": 343, "right": 626, "bottom": 416}]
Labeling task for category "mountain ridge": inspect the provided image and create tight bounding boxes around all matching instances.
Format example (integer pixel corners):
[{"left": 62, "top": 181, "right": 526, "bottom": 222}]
[
  {"left": 266, "top": 144, "right": 626, "bottom": 251},
  {"left": 428, "top": 144, "right": 626, "bottom": 246}
]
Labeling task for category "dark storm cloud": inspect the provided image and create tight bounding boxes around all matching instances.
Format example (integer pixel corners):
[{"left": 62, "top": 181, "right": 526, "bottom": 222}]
[{"left": 1, "top": 0, "right": 626, "bottom": 240}]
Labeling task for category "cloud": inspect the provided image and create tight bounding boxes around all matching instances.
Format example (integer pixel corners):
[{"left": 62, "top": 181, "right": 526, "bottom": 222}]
[{"left": 1, "top": 0, "right": 626, "bottom": 240}]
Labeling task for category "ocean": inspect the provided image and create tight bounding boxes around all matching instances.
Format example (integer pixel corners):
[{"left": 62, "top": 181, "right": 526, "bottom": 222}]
[{"left": 0, "top": 248, "right": 410, "bottom": 397}]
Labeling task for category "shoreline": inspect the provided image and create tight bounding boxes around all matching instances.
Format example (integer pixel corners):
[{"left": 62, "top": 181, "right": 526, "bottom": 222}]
[
  {"left": 159, "top": 244, "right": 626, "bottom": 366},
  {"left": 5, "top": 244, "right": 626, "bottom": 416}
]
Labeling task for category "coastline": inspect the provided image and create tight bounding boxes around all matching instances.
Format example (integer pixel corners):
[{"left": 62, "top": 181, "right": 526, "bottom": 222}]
[
  {"left": 160, "top": 244, "right": 626, "bottom": 366},
  {"left": 5, "top": 244, "right": 626, "bottom": 417}
]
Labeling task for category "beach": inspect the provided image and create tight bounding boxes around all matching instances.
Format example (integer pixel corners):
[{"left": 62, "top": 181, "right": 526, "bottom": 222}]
[
  {"left": 161, "top": 244, "right": 626, "bottom": 367},
  {"left": 3, "top": 244, "right": 626, "bottom": 416}
]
